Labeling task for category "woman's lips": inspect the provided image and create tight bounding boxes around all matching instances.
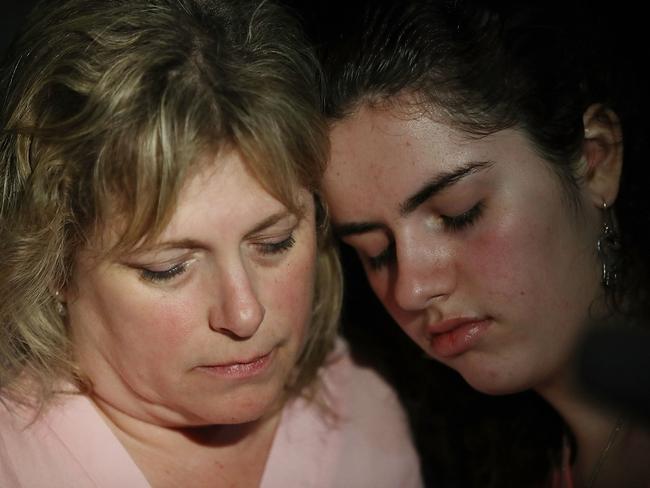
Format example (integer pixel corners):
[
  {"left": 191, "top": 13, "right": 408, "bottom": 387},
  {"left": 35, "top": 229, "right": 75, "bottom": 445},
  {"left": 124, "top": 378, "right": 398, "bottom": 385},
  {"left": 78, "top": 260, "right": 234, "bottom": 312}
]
[
  {"left": 428, "top": 319, "right": 491, "bottom": 358},
  {"left": 196, "top": 350, "right": 275, "bottom": 379}
]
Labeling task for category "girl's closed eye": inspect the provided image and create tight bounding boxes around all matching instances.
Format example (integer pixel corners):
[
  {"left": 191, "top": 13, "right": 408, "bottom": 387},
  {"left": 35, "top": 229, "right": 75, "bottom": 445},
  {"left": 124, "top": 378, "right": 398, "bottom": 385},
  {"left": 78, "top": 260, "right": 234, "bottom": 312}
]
[
  {"left": 441, "top": 201, "right": 485, "bottom": 231},
  {"left": 366, "top": 241, "right": 395, "bottom": 271}
]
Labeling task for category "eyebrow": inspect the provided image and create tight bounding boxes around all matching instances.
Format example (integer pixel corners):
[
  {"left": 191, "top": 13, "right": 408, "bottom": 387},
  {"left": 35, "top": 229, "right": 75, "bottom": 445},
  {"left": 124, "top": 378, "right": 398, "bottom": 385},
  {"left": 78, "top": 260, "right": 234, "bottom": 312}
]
[
  {"left": 334, "top": 161, "right": 493, "bottom": 238},
  {"left": 335, "top": 221, "right": 384, "bottom": 238},
  {"left": 245, "top": 210, "right": 295, "bottom": 237},
  {"left": 399, "top": 161, "right": 493, "bottom": 216},
  {"left": 133, "top": 211, "right": 295, "bottom": 253},
  {"left": 124, "top": 238, "right": 207, "bottom": 259}
]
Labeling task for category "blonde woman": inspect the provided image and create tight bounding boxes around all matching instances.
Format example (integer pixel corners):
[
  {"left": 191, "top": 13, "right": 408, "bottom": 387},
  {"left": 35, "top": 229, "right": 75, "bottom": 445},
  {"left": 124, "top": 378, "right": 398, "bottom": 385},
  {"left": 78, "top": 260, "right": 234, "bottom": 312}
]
[{"left": 0, "top": 0, "right": 423, "bottom": 486}]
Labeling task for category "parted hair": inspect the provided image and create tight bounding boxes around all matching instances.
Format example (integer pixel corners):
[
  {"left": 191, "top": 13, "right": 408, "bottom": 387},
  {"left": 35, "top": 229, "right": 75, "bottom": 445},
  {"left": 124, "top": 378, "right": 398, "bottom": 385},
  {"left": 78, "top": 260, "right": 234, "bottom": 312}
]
[{"left": 0, "top": 0, "right": 341, "bottom": 406}]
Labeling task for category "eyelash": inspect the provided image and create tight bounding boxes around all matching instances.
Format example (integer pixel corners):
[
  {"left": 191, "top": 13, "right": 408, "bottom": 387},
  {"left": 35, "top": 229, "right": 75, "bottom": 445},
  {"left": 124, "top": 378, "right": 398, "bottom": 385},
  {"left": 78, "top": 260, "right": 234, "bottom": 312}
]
[
  {"left": 365, "top": 202, "right": 484, "bottom": 271},
  {"left": 140, "top": 233, "right": 296, "bottom": 283},
  {"left": 441, "top": 201, "right": 485, "bottom": 231},
  {"left": 367, "top": 243, "right": 395, "bottom": 271},
  {"left": 141, "top": 263, "right": 188, "bottom": 283},
  {"left": 258, "top": 234, "right": 296, "bottom": 255}
]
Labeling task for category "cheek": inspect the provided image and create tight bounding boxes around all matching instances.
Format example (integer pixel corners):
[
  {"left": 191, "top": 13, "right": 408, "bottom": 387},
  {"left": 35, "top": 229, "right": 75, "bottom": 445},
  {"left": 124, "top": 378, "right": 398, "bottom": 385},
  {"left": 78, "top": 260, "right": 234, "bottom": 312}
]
[
  {"left": 94, "top": 284, "right": 196, "bottom": 360},
  {"left": 466, "top": 207, "right": 576, "bottom": 313},
  {"left": 367, "top": 273, "right": 392, "bottom": 311},
  {"left": 468, "top": 227, "right": 528, "bottom": 298},
  {"left": 134, "top": 300, "right": 195, "bottom": 355},
  {"left": 268, "top": 248, "right": 317, "bottom": 331}
]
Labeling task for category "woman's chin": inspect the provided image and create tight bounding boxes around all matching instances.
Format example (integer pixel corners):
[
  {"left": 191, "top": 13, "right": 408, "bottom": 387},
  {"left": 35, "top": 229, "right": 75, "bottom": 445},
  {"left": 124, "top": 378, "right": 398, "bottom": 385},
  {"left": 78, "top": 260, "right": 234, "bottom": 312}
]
[{"left": 186, "top": 390, "right": 284, "bottom": 427}]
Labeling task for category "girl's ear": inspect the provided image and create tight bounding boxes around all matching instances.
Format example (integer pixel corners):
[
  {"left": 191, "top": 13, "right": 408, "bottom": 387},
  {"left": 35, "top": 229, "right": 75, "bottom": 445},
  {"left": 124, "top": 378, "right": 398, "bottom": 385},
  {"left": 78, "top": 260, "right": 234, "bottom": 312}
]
[{"left": 581, "top": 103, "right": 623, "bottom": 207}]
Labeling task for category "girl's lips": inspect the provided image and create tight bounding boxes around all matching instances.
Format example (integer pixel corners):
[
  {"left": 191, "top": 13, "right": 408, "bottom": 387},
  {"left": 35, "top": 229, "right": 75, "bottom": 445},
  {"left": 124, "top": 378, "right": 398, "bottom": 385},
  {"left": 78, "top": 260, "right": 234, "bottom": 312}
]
[
  {"left": 196, "top": 350, "right": 275, "bottom": 379},
  {"left": 428, "top": 319, "right": 491, "bottom": 358}
]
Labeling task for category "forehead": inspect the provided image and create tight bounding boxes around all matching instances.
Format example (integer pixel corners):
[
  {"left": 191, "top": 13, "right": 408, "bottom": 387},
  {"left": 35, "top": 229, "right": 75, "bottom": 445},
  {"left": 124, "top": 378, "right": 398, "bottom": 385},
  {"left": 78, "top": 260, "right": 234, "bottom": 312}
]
[
  {"left": 323, "top": 103, "right": 553, "bottom": 224},
  {"left": 153, "top": 151, "right": 291, "bottom": 240},
  {"left": 324, "top": 105, "right": 469, "bottom": 212},
  {"left": 92, "top": 150, "right": 292, "bottom": 256}
]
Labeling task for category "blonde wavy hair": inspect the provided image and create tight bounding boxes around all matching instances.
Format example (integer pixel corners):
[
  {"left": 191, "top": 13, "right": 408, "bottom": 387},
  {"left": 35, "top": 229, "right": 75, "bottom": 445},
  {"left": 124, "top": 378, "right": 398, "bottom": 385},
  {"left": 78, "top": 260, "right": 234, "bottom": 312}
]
[{"left": 0, "top": 0, "right": 341, "bottom": 406}]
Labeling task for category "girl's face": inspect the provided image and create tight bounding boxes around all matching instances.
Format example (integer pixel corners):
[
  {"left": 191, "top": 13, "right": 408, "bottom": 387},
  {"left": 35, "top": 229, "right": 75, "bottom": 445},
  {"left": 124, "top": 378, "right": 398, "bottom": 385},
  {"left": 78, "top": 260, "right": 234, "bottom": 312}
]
[
  {"left": 324, "top": 103, "right": 607, "bottom": 395},
  {"left": 67, "top": 150, "right": 317, "bottom": 426}
]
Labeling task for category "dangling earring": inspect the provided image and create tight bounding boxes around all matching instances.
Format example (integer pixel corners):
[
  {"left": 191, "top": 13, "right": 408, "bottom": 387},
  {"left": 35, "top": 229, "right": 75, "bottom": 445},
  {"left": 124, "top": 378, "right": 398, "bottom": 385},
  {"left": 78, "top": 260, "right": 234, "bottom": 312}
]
[
  {"left": 596, "top": 201, "right": 621, "bottom": 288},
  {"left": 54, "top": 290, "right": 67, "bottom": 317}
]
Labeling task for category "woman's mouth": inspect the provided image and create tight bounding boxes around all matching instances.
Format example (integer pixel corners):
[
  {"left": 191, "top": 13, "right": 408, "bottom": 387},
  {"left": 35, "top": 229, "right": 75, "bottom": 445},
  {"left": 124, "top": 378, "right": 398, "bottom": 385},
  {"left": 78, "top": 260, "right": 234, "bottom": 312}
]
[{"left": 196, "top": 349, "right": 275, "bottom": 379}]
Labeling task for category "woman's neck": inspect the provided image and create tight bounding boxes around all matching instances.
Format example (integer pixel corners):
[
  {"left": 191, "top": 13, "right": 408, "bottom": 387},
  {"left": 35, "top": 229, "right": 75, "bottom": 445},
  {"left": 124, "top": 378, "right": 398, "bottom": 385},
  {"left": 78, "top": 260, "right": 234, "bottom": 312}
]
[{"left": 89, "top": 395, "right": 283, "bottom": 488}]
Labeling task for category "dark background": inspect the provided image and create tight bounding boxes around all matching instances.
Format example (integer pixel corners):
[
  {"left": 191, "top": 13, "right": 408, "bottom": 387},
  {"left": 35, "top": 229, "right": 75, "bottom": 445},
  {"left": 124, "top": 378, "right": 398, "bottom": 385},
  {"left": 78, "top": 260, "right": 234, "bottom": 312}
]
[
  {"left": 1, "top": 0, "right": 37, "bottom": 58},
  {"left": 2, "top": 2, "right": 647, "bottom": 486}
]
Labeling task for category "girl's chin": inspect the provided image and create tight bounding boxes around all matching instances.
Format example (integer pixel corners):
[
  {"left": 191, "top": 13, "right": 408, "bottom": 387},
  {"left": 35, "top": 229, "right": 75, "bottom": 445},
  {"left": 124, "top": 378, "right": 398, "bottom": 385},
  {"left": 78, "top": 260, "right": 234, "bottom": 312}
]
[{"left": 457, "top": 369, "right": 533, "bottom": 397}]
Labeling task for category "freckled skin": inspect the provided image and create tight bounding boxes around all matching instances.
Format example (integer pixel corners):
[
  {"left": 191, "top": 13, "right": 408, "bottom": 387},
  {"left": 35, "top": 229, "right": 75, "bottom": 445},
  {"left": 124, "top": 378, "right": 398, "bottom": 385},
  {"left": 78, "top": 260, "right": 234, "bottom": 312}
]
[
  {"left": 324, "top": 104, "right": 603, "bottom": 395},
  {"left": 67, "top": 151, "right": 317, "bottom": 427}
]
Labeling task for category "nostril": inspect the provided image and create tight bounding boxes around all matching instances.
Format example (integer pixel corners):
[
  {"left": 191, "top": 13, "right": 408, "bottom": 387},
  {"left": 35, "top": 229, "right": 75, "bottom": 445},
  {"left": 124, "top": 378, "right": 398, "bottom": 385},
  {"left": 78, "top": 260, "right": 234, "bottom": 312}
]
[{"left": 208, "top": 286, "right": 266, "bottom": 338}]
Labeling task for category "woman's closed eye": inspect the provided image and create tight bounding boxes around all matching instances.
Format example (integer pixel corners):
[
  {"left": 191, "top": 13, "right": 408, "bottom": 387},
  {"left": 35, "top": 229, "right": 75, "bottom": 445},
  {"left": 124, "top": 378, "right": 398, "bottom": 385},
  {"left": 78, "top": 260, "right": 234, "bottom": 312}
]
[
  {"left": 256, "top": 233, "right": 296, "bottom": 256},
  {"left": 141, "top": 261, "right": 190, "bottom": 283}
]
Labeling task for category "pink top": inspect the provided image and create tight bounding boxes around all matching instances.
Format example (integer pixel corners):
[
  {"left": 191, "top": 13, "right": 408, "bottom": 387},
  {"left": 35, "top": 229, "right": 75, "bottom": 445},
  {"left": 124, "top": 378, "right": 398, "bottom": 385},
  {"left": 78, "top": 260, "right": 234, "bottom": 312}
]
[
  {"left": 0, "top": 340, "right": 423, "bottom": 487},
  {"left": 549, "top": 439, "right": 574, "bottom": 488}
]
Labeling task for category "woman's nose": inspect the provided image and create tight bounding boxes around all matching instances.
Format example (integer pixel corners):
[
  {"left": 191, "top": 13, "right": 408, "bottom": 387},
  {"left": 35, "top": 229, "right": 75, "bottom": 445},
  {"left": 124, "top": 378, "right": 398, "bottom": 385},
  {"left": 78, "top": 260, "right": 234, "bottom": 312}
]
[{"left": 208, "top": 260, "right": 265, "bottom": 339}]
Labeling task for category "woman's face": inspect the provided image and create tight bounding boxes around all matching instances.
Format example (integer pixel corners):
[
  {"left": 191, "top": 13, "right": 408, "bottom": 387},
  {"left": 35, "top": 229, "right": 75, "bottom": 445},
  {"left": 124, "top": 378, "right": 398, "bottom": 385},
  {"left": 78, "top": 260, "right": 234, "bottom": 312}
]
[
  {"left": 67, "top": 151, "right": 317, "bottom": 426},
  {"left": 323, "top": 103, "right": 605, "bottom": 395}
]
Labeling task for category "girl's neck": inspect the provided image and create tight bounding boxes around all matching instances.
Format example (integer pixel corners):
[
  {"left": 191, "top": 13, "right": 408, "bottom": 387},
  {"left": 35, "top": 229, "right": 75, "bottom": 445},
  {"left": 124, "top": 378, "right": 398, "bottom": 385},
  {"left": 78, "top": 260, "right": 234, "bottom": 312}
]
[{"left": 536, "top": 370, "right": 650, "bottom": 487}]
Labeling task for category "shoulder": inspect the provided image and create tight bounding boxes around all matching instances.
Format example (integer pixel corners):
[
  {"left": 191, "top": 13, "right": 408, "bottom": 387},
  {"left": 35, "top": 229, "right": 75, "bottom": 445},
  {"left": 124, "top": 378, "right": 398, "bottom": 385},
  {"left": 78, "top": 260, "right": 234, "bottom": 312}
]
[
  {"left": 0, "top": 394, "right": 80, "bottom": 486},
  {"left": 320, "top": 338, "right": 410, "bottom": 421},
  {"left": 0, "top": 395, "right": 53, "bottom": 465},
  {"left": 274, "top": 337, "right": 424, "bottom": 487},
  {"left": 0, "top": 397, "right": 30, "bottom": 486},
  {"left": 0, "top": 392, "right": 149, "bottom": 488},
  {"left": 0, "top": 393, "right": 101, "bottom": 486}
]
